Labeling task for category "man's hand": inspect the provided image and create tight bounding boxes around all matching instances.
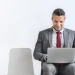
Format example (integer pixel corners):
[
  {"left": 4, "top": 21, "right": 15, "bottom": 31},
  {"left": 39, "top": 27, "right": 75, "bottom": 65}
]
[{"left": 44, "top": 55, "right": 47, "bottom": 62}]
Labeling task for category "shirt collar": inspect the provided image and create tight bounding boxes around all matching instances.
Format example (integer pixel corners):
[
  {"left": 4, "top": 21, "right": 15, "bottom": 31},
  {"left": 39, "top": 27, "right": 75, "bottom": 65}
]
[{"left": 53, "top": 27, "right": 64, "bottom": 33}]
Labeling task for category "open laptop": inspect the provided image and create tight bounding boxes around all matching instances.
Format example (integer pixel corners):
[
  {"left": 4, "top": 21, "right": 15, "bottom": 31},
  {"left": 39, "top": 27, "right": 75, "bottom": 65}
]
[
  {"left": 47, "top": 48, "right": 75, "bottom": 63},
  {"left": 7, "top": 48, "right": 34, "bottom": 75}
]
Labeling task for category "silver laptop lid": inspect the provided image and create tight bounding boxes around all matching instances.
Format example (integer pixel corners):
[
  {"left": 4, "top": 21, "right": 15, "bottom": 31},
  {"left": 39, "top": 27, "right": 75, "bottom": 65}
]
[
  {"left": 7, "top": 48, "right": 34, "bottom": 75},
  {"left": 47, "top": 48, "right": 75, "bottom": 63}
]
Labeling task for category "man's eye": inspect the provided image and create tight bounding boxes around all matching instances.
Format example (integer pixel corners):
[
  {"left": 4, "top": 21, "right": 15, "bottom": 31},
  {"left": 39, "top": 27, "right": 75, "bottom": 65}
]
[
  {"left": 55, "top": 21, "right": 57, "bottom": 23},
  {"left": 60, "top": 21, "right": 63, "bottom": 23}
]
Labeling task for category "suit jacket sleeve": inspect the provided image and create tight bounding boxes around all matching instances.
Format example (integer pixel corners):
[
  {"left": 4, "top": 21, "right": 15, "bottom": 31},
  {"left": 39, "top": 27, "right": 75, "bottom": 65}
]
[{"left": 33, "top": 31, "right": 47, "bottom": 62}]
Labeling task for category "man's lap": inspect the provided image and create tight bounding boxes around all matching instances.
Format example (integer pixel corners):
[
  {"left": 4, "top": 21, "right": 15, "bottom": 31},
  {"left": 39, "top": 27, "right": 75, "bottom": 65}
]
[{"left": 42, "top": 62, "right": 75, "bottom": 75}]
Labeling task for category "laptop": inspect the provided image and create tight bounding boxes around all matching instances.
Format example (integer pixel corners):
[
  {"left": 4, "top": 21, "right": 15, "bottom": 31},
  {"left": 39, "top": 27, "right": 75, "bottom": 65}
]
[
  {"left": 47, "top": 48, "right": 75, "bottom": 63},
  {"left": 7, "top": 48, "right": 34, "bottom": 75}
]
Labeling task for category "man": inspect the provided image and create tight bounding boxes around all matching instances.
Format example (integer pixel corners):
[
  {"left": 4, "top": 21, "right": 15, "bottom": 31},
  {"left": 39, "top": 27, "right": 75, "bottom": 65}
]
[{"left": 33, "top": 8, "right": 75, "bottom": 75}]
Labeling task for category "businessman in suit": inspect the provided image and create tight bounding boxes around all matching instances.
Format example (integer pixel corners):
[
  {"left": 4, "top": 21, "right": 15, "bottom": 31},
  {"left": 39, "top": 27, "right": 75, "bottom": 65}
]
[{"left": 33, "top": 8, "right": 75, "bottom": 75}]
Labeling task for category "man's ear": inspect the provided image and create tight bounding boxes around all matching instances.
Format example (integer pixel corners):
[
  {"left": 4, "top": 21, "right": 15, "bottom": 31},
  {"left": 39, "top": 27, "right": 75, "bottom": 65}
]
[{"left": 51, "top": 17, "right": 53, "bottom": 20}]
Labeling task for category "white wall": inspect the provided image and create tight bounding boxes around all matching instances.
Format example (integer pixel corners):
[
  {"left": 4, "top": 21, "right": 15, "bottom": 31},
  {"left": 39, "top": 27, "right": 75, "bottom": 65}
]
[{"left": 0, "top": 0, "right": 75, "bottom": 75}]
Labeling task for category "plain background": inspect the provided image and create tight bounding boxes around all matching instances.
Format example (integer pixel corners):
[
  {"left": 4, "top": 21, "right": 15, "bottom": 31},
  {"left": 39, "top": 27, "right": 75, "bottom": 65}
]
[{"left": 0, "top": 0, "right": 75, "bottom": 75}]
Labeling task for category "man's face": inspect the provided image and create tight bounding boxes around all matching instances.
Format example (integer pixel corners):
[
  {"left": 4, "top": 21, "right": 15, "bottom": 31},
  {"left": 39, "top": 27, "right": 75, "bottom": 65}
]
[{"left": 52, "top": 15, "right": 65, "bottom": 31}]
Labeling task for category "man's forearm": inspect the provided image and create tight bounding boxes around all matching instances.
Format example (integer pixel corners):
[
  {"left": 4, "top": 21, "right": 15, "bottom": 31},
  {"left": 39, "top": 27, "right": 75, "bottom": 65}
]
[{"left": 33, "top": 51, "right": 47, "bottom": 62}]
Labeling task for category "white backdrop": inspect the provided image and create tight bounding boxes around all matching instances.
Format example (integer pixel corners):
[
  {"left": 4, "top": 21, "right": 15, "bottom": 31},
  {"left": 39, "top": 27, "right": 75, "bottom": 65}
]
[{"left": 0, "top": 0, "right": 75, "bottom": 75}]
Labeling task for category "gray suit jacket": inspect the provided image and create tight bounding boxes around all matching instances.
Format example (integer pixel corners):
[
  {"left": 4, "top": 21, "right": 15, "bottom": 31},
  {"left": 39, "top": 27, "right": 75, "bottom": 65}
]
[{"left": 33, "top": 27, "right": 75, "bottom": 62}]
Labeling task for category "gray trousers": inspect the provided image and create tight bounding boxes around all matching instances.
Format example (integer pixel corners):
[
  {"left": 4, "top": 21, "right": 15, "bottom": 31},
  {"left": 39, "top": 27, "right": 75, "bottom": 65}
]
[{"left": 41, "top": 62, "right": 75, "bottom": 75}]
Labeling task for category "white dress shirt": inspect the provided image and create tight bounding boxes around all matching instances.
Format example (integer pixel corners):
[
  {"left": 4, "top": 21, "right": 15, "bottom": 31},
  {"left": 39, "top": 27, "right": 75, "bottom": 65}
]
[{"left": 52, "top": 28, "right": 64, "bottom": 48}]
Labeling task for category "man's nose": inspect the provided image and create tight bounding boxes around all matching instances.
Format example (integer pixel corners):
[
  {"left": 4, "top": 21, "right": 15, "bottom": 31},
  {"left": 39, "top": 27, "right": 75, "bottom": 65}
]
[{"left": 57, "top": 22, "right": 60, "bottom": 26}]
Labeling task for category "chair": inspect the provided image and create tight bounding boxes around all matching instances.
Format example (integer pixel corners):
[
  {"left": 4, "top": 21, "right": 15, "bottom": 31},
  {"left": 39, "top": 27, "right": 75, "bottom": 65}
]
[{"left": 7, "top": 48, "right": 34, "bottom": 75}]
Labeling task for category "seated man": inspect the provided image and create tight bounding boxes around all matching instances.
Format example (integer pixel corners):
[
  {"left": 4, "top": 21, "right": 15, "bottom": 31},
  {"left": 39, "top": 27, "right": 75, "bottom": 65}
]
[{"left": 33, "top": 8, "right": 75, "bottom": 75}]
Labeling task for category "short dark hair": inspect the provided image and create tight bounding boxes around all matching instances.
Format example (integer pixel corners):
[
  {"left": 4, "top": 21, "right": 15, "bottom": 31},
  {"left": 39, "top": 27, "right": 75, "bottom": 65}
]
[{"left": 52, "top": 8, "right": 65, "bottom": 16}]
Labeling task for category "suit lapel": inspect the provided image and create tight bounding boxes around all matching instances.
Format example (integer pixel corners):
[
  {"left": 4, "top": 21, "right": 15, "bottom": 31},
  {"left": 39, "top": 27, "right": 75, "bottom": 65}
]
[
  {"left": 48, "top": 27, "right": 53, "bottom": 47},
  {"left": 63, "top": 28, "right": 69, "bottom": 47}
]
